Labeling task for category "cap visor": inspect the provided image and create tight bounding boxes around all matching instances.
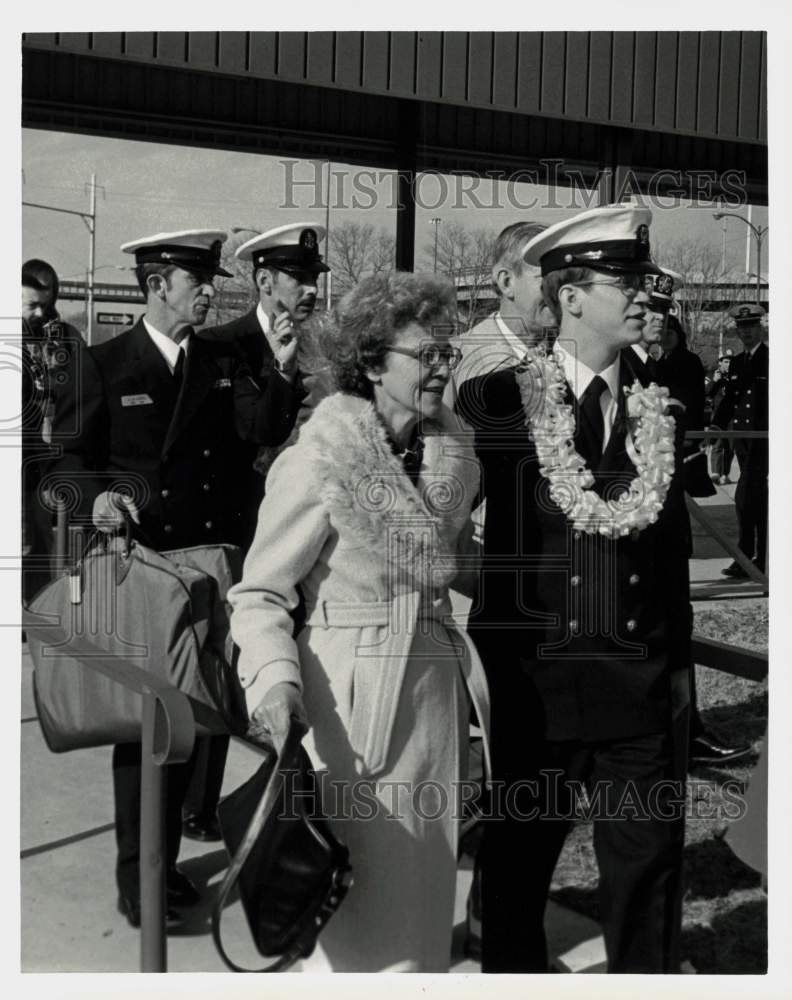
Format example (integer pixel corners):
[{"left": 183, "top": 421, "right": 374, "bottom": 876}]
[
  {"left": 215, "top": 265, "right": 233, "bottom": 278},
  {"left": 589, "top": 260, "right": 663, "bottom": 277}
]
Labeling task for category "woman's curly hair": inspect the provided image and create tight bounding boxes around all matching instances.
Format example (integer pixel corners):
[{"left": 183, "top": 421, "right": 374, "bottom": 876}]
[{"left": 323, "top": 271, "right": 458, "bottom": 398}]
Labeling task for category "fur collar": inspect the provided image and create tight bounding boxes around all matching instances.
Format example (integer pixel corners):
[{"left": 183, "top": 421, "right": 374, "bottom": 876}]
[{"left": 301, "top": 393, "right": 478, "bottom": 591}]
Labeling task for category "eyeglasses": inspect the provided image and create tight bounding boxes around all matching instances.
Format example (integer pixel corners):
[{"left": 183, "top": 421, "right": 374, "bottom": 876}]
[
  {"left": 573, "top": 274, "right": 645, "bottom": 297},
  {"left": 388, "top": 344, "right": 463, "bottom": 370}
]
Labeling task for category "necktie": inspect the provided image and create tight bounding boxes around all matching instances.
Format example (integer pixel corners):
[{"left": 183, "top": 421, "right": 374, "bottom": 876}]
[
  {"left": 172, "top": 346, "right": 186, "bottom": 389},
  {"left": 576, "top": 375, "right": 607, "bottom": 468}
]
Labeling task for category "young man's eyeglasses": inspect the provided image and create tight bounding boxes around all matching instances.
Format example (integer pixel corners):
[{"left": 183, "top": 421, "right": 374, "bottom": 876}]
[
  {"left": 388, "top": 344, "right": 463, "bottom": 370},
  {"left": 572, "top": 273, "right": 646, "bottom": 297}
]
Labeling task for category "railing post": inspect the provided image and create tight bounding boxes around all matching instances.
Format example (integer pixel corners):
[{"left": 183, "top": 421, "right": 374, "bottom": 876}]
[
  {"left": 53, "top": 499, "right": 69, "bottom": 577},
  {"left": 140, "top": 689, "right": 167, "bottom": 972}
]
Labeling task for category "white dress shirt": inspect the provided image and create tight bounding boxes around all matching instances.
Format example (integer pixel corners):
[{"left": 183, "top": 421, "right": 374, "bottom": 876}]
[
  {"left": 554, "top": 343, "right": 621, "bottom": 449},
  {"left": 142, "top": 318, "right": 190, "bottom": 374},
  {"left": 255, "top": 302, "right": 272, "bottom": 337}
]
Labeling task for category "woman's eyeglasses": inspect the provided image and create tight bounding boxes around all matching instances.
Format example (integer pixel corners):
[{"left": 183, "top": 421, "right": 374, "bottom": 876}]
[
  {"left": 388, "top": 344, "right": 464, "bottom": 370},
  {"left": 573, "top": 273, "right": 646, "bottom": 296}
]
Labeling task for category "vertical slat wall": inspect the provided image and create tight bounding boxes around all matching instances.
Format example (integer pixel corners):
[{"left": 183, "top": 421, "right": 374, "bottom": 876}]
[{"left": 21, "top": 30, "right": 767, "bottom": 143}]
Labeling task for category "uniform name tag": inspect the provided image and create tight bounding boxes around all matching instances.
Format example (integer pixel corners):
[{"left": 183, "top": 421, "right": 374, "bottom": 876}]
[
  {"left": 121, "top": 393, "right": 154, "bottom": 407},
  {"left": 213, "top": 378, "right": 232, "bottom": 389}
]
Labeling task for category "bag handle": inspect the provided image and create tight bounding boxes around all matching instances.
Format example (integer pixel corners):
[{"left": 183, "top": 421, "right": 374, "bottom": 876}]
[{"left": 211, "top": 720, "right": 307, "bottom": 973}]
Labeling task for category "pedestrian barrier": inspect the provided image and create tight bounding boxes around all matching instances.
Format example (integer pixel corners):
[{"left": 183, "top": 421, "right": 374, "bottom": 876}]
[{"left": 685, "top": 429, "right": 768, "bottom": 681}]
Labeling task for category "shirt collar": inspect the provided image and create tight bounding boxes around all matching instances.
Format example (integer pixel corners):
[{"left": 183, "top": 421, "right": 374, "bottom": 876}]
[
  {"left": 554, "top": 342, "right": 621, "bottom": 402},
  {"left": 631, "top": 343, "right": 649, "bottom": 365},
  {"left": 749, "top": 341, "right": 764, "bottom": 357},
  {"left": 142, "top": 317, "right": 190, "bottom": 373},
  {"left": 256, "top": 302, "right": 272, "bottom": 335}
]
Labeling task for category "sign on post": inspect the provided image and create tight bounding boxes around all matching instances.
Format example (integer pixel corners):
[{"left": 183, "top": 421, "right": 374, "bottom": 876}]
[{"left": 97, "top": 312, "right": 135, "bottom": 326}]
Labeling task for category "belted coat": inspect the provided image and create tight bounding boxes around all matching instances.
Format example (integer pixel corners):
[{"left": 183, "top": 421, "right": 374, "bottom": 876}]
[{"left": 229, "top": 391, "right": 490, "bottom": 971}]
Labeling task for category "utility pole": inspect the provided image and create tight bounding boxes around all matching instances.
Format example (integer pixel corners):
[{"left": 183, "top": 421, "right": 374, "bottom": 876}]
[
  {"left": 430, "top": 218, "right": 442, "bottom": 273},
  {"left": 325, "top": 161, "right": 333, "bottom": 311},
  {"left": 23, "top": 174, "right": 99, "bottom": 345},
  {"left": 86, "top": 173, "right": 97, "bottom": 345}
]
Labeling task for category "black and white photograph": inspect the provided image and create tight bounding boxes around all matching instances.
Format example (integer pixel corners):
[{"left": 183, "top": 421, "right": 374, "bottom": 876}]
[{"left": 6, "top": 9, "right": 791, "bottom": 996}]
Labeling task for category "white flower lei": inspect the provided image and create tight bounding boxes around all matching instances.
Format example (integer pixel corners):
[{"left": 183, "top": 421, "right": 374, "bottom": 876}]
[{"left": 515, "top": 347, "right": 677, "bottom": 538}]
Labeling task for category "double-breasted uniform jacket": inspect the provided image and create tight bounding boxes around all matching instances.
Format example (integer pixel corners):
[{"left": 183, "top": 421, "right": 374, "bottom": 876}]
[
  {"left": 712, "top": 342, "right": 769, "bottom": 446},
  {"left": 456, "top": 351, "right": 691, "bottom": 744},
  {"left": 49, "top": 319, "right": 295, "bottom": 551}
]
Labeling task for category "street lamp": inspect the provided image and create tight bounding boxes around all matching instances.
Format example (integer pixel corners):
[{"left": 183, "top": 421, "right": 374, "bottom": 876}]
[
  {"left": 712, "top": 211, "right": 768, "bottom": 306},
  {"left": 430, "top": 218, "right": 442, "bottom": 273}
]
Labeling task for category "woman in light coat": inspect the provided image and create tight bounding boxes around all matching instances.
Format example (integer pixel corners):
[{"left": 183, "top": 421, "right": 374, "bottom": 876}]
[{"left": 229, "top": 272, "right": 490, "bottom": 972}]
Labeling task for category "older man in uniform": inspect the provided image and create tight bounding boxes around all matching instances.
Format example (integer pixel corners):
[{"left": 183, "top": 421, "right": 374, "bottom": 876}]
[
  {"left": 206, "top": 222, "right": 329, "bottom": 454},
  {"left": 712, "top": 303, "right": 769, "bottom": 577},
  {"left": 49, "top": 229, "right": 294, "bottom": 928},
  {"left": 457, "top": 205, "right": 690, "bottom": 973},
  {"left": 187, "top": 223, "right": 330, "bottom": 841}
]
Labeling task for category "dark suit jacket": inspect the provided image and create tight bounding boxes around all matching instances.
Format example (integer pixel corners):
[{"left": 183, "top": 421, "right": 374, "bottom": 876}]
[
  {"left": 49, "top": 320, "right": 296, "bottom": 551},
  {"left": 456, "top": 351, "right": 691, "bottom": 743}
]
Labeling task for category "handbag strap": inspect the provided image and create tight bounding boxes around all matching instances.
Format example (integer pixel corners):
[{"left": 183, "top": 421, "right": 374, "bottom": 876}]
[{"left": 211, "top": 721, "right": 308, "bottom": 973}]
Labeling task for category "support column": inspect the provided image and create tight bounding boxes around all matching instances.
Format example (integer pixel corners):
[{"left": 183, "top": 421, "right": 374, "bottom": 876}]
[{"left": 395, "top": 101, "right": 418, "bottom": 272}]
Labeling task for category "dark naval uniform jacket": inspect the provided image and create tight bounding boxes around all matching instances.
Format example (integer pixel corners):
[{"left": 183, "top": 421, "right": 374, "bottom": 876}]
[
  {"left": 712, "top": 342, "right": 768, "bottom": 442},
  {"left": 49, "top": 319, "right": 296, "bottom": 552},
  {"left": 205, "top": 306, "right": 306, "bottom": 412},
  {"left": 456, "top": 351, "right": 691, "bottom": 744}
]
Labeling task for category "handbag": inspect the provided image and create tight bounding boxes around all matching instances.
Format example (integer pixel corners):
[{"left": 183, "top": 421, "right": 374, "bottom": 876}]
[
  {"left": 26, "top": 526, "right": 247, "bottom": 752},
  {"left": 212, "top": 722, "right": 352, "bottom": 972},
  {"left": 683, "top": 447, "right": 717, "bottom": 498}
]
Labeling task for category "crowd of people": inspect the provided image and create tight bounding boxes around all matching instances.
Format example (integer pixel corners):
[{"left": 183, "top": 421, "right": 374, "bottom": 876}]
[{"left": 22, "top": 202, "right": 769, "bottom": 973}]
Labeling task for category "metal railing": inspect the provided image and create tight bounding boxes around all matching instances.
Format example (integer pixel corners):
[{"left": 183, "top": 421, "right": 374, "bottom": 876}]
[{"left": 685, "top": 428, "right": 768, "bottom": 682}]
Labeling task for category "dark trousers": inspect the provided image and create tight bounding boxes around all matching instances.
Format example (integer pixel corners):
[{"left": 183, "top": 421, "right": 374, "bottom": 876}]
[
  {"left": 709, "top": 437, "right": 733, "bottom": 479},
  {"left": 734, "top": 441, "right": 768, "bottom": 570},
  {"left": 480, "top": 729, "right": 686, "bottom": 973},
  {"left": 183, "top": 735, "right": 230, "bottom": 819},
  {"left": 112, "top": 742, "right": 198, "bottom": 899}
]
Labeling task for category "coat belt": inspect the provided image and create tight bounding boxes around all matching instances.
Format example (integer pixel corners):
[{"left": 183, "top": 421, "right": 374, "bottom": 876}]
[{"left": 304, "top": 592, "right": 490, "bottom": 781}]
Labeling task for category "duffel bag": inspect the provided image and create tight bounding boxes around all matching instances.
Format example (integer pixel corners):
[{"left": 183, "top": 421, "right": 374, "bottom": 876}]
[{"left": 26, "top": 532, "right": 247, "bottom": 752}]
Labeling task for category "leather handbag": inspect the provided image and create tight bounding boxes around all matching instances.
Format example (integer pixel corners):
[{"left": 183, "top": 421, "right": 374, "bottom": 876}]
[
  {"left": 212, "top": 722, "right": 352, "bottom": 972},
  {"left": 26, "top": 527, "right": 247, "bottom": 752}
]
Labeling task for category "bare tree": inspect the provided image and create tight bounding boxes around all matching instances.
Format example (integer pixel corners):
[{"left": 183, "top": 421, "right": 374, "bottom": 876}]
[
  {"left": 421, "top": 223, "right": 497, "bottom": 330},
  {"left": 329, "top": 221, "right": 395, "bottom": 295},
  {"left": 210, "top": 232, "right": 259, "bottom": 325}
]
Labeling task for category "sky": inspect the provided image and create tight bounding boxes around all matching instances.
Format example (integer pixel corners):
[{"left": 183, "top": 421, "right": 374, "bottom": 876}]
[{"left": 22, "top": 127, "right": 769, "bottom": 290}]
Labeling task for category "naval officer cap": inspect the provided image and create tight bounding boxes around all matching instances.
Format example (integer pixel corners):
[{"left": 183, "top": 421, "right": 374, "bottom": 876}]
[
  {"left": 728, "top": 302, "right": 766, "bottom": 325},
  {"left": 235, "top": 222, "right": 330, "bottom": 274},
  {"left": 121, "top": 229, "right": 232, "bottom": 277},
  {"left": 647, "top": 266, "right": 683, "bottom": 314},
  {"left": 523, "top": 205, "right": 663, "bottom": 277}
]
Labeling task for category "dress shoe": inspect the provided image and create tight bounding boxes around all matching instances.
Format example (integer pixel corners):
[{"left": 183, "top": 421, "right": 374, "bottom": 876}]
[
  {"left": 721, "top": 561, "right": 749, "bottom": 579},
  {"left": 182, "top": 811, "right": 222, "bottom": 842},
  {"left": 689, "top": 731, "right": 752, "bottom": 766},
  {"left": 117, "top": 894, "right": 183, "bottom": 930},
  {"left": 166, "top": 867, "right": 201, "bottom": 907}
]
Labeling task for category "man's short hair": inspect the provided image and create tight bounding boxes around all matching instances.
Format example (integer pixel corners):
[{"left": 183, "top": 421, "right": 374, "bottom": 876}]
[
  {"left": 542, "top": 266, "right": 599, "bottom": 323},
  {"left": 491, "top": 222, "right": 547, "bottom": 279},
  {"left": 135, "top": 261, "right": 177, "bottom": 296},
  {"left": 22, "top": 258, "right": 59, "bottom": 301}
]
